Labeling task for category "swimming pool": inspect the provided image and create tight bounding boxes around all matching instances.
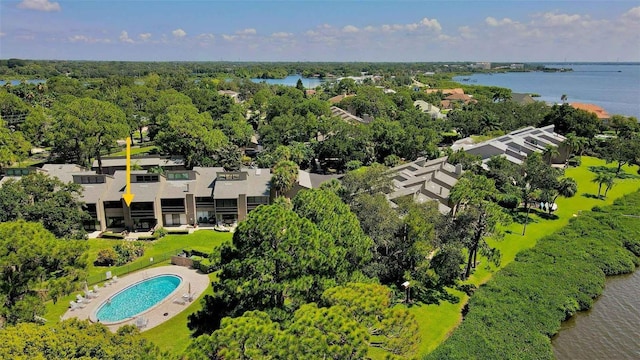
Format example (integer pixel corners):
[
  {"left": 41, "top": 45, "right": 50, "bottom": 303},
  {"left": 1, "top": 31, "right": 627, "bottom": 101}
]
[{"left": 95, "top": 275, "right": 181, "bottom": 323}]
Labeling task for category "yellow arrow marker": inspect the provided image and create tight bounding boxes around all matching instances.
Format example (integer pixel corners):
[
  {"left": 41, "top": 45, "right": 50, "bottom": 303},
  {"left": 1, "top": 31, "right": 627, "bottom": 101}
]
[{"left": 122, "top": 137, "right": 135, "bottom": 206}]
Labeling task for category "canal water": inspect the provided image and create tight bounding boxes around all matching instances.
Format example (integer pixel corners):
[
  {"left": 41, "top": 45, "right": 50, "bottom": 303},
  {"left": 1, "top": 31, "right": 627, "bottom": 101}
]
[{"left": 551, "top": 268, "right": 640, "bottom": 360}]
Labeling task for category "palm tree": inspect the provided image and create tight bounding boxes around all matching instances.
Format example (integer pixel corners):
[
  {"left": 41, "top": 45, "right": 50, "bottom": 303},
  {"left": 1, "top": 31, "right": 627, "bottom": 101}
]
[
  {"left": 551, "top": 177, "right": 578, "bottom": 211},
  {"left": 564, "top": 132, "right": 586, "bottom": 159},
  {"left": 271, "top": 160, "right": 299, "bottom": 198},
  {"left": 592, "top": 172, "right": 613, "bottom": 198},
  {"left": 542, "top": 145, "right": 560, "bottom": 165},
  {"left": 603, "top": 176, "right": 615, "bottom": 198},
  {"left": 561, "top": 94, "right": 568, "bottom": 103}
]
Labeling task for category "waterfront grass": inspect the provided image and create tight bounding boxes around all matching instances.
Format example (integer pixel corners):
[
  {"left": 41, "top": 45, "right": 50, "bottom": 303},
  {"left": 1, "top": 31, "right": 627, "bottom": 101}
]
[{"left": 396, "top": 157, "right": 640, "bottom": 360}]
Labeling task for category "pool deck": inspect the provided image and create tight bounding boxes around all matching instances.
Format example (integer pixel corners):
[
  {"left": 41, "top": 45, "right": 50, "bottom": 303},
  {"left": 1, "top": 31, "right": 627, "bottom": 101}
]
[{"left": 61, "top": 265, "right": 210, "bottom": 332}]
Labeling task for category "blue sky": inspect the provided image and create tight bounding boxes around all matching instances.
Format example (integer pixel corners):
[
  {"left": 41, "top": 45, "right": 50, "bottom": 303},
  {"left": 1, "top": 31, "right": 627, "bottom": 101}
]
[{"left": 1, "top": 0, "right": 639, "bottom": 61}]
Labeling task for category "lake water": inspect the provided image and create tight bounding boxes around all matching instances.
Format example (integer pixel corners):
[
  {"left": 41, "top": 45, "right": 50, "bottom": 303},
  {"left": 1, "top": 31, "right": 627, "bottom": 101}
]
[
  {"left": 250, "top": 75, "right": 325, "bottom": 88},
  {"left": 0, "top": 79, "right": 46, "bottom": 86},
  {"left": 552, "top": 269, "right": 640, "bottom": 360},
  {"left": 453, "top": 64, "right": 640, "bottom": 119}
]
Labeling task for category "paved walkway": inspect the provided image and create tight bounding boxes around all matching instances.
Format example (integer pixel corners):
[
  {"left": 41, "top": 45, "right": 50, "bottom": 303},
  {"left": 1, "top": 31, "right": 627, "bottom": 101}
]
[{"left": 62, "top": 265, "right": 210, "bottom": 332}]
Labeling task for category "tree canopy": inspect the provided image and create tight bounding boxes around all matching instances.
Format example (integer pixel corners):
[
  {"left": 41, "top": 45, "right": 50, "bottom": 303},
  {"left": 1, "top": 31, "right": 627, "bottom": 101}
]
[{"left": 0, "top": 221, "right": 87, "bottom": 325}]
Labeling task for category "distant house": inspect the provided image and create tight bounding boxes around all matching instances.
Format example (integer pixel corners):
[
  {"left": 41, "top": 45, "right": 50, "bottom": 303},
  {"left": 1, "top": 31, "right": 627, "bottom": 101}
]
[
  {"left": 330, "top": 106, "right": 372, "bottom": 124},
  {"left": 328, "top": 94, "right": 354, "bottom": 104},
  {"left": 386, "top": 157, "right": 464, "bottom": 214},
  {"left": 413, "top": 100, "right": 446, "bottom": 119},
  {"left": 441, "top": 93, "right": 476, "bottom": 109},
  {"left": 425, "top": 88, "right": 465, "bottom": 95},
  {"left": 511, "top": 93, "right": 536, "bottom": 105},
  {"left": 570, "top": 103, "right": 610, "bottom": 122},
  {"left": 305, "top": 89, "right": 317, "bottom": 96},
  {"left": 451, "top": 125, "right": 569, "bottom": 167},
  {"left": 218, "top": 90, "right": 240, "bottom": 103}
]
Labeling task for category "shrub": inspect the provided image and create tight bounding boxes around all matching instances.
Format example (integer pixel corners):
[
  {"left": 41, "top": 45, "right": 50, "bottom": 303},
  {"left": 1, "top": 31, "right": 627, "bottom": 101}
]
[
  {"left": 153, "top": 227, "right": 168, "bottom": 238},
  {"left": 198, "top": 258, "right": 215, "bottom": 273},
  {"left": 191, "top": 256, "right": 203, "bottom": 269},
  {"left": 100, "top": 231, "right": 125, "bottom": 239},
  {"left": 167, "top": 229, "right": 189, "bottom": 235},
  {"left": 95, "top": 248, "right": 118, "bottom": 266},
  {"left": 137, "top": 234, "right": 158, "bottom": 241},
  {"left": 113, "top": 241, "right": 145, "bottom": 266}
]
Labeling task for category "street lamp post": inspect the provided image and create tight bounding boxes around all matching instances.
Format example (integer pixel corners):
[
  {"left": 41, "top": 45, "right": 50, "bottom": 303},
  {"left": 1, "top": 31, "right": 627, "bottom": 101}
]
[{"left": 402, "top": 281, "right": 410, "bottom": 304}]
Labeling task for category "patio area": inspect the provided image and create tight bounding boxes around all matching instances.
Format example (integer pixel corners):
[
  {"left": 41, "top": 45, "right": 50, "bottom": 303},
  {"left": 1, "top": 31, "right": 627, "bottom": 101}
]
[{"left": 61, "top": 265, "right": 210, "bottom": 332}]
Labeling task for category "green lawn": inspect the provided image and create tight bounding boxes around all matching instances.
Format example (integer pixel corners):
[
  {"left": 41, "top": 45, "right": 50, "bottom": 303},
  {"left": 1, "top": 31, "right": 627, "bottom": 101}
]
[
  {"left": 106, "top": 145, "right": 157, "bottom": 157},
  {"left": 85, "top": 230, "right": 231, "bottom": 280},
  {"left": 393, "top": 157, "right": 640, "bottom": 360},
  {"left": 44, "top": 230, "right": 231, "bottom": 325}
]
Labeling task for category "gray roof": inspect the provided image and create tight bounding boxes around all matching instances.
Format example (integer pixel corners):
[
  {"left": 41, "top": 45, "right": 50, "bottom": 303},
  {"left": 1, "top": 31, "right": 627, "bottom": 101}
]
[
  {"left": 93, "top": 156, "right": 184, "bottom": 169},
  {"left": 452, "top": 125, "right": 566, "bottom": 163},
  {"left": 330, "top": 106, "right": 367, "bottom": 124},
  {"left": 41, "top": 164, "right": 87, "bottom": 183},
  {"left": 213, "top": 168, "right": 271, "bottom": 199},
  {"left": 193, "top": 167, "right": 224, "bottom": 197},
  {"left": 386, "top": 156, "right": 462, "bottom": 215},
  {"left": 80, "top": 183, "right": 110, "bottom": 204},
  {"left": 104, "top": 171, "right": 161, "bottom": 202}
]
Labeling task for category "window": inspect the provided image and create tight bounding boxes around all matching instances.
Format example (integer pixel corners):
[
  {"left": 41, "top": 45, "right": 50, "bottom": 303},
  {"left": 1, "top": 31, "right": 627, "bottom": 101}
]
[
  {"left": 217, "top": 173, "right": 241, "bottom": 180},
  {"left": 135, "top": 175, "right": 159, "bottom": 182},
  {"left": 161, "top": 198, "right": 184, "bottom": 207},
  {"left": 104, "top": 201, "right": 122, "bottom": 208},
  {"left": 130, "top": 202, "right": 154, "bottom": 211},
  {"left": 247, "top": 196, "right": 269, "bottom": 205},
  {"left": 80, "top": 176, "right": 105, "bottom": 184},
  {"left": 167, "top": 172, "right": 189, "bottom": 180},
  {"left": 215, "top": 199, "right": 237, "bottom": 208},
  {"left": 172, "top": 214, "right": 181, "bottom": 225},
  {"left": 6, "top": 168, "right": 31, "bottom": 176}
]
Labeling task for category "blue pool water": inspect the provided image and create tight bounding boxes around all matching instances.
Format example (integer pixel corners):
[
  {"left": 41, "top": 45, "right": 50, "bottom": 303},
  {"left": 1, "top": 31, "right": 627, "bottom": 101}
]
[{"left": 96, "top": 275, "right": 181, "bottom": 323}]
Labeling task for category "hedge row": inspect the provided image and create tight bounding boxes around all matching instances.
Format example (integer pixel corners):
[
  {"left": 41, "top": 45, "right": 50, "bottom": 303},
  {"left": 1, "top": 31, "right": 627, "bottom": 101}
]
[
  {"left": 426, "top": 191, "right": 640, "bottom": 360},
  {"left": 100, "top": 232, "right": 125, "bottom": 239}
]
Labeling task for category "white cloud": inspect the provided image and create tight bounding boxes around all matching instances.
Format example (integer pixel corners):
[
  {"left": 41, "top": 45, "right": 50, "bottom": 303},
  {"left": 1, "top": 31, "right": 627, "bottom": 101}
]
[
  {"left": 138, "top": 33, "right": 152, "bottom": 41},
  {"left": 119, "top": 31, "right": 134, "bottom": 43},
  {"left": 17, "top": 0, "right": 60, "bottom": 12},
  {"left": 236, "top": 28, "right": 256, "bottom": 35},
  {"left": 419, "top": 17, "right": 442, "bottom": 31},
  {"left": 539, "top": 12, "right": 582, "bottom": 26},
  {"left": 197, "top": 33, "right": 215, "bottom": 41},
  {"left": 342, "top": 25, "right": 359, "bottom": 33},
  {"left": 271, "top": 32, "right": 293, "bottom": 39},
  {"left": 485, "top": 17, "right": 516, "bottom": 27},
  {"left": 622, "top": 6, "right": 640, "bottom": 21},
  {"left": 222, "top": 34, "right": 237, "bottom": 41},
  {"left": 0, "top": 32, "right": 5, "bottom": 37},
  {"left": 68, "top": 35, "right": 111, "bottom": 44},
  {"left": 172, "top": 28, "right": 187, "bottom": 38}
]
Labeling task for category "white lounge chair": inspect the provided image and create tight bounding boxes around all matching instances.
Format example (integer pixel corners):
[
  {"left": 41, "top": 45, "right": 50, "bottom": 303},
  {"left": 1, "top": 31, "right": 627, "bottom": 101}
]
[
  {"left": 135, "top": 317, "right": 148, "bottom": 329},
  {"left": 182, "top": 293, "right": 194, "bottom": 302},
  {"left": 93, "top": 285, "right": 100, "bottom": 293},
  {"left": 85, "top": 289, "right": 98, "bottom": 299},
  {"left": 112, "top": 275, "right": 119, "bottom": 283},
  {"left": 173, "top": 297, "right": 186, "bottom": 305},
  {"left": 69, "top": 301, "right": 79, "bottom": 311},
  {"left": 76, "top": 294, "right": 91, "bottom": 304}
]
